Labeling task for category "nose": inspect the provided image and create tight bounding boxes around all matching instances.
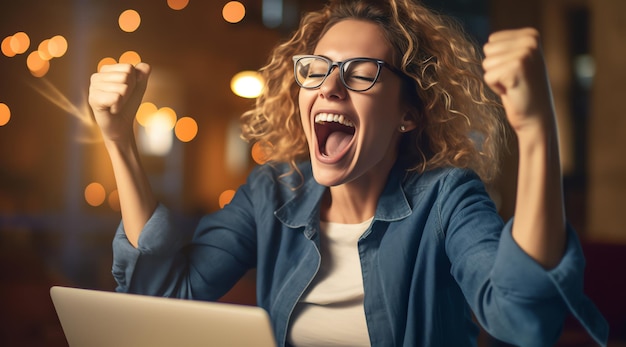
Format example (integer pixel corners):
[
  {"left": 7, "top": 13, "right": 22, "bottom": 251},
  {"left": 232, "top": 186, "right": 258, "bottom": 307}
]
[{"left": 318, "top": 67, "right": 347, "bottom": 99}]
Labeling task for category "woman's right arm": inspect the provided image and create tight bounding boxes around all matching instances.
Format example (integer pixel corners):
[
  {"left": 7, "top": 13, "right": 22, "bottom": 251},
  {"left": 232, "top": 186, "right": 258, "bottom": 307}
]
[{"left": 88, "top": 63, "right": 156, "bottom": 248}]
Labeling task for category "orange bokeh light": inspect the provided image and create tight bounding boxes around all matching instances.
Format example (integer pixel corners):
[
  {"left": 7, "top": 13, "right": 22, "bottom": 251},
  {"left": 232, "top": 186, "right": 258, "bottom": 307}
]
[
  {"left": 222, "top": 1, "right": 246, "bottom": 23},
  {"left": 136, "top": 102, "right": 158, "bottom": 127},
  {"left": 10, "top": 31, "right": 30, "bottom": 54},
  {"left": 48, "top": 35, "right": 68, "bottom": 58},
  {"left": 119, "top": 50, "right": 141, "bottom": 65},
  {"left": 1, "top": 36, "right": 16, "bottom": 57},
  {"left": 108, "top": 189, "right": 121, "bottom": 211},
  {"left": 97, "top": 57, "right": 118, "bottom": 72},
  {"left": 0, "top": 103, "right": 10, "bottom": 126},
  {"left": 119, "top": 9, "right": 141, "bottom": 33},
  {"left": 174, "top": 117, "right": 198, "bottom": 142},
  {"left": 38, "top": 39, "right": 53, "bottom": 60},
  {"left": 251, "top": 141, "right": 272, "bottom": 165},
  {"left": 27, "top": 51, "right": 50, "bottom": 77},
  {"left": 218, "top": 190, "right": 236, "bottom": 208},
  {"left": 152, "top": 107, "right": 177, "bottom": 130},
  {"left": 85, "top": 182, "right": 106, "bottom": 207},
  {"left": 167, "top": 0, "right": 189, "bottom": 10}
]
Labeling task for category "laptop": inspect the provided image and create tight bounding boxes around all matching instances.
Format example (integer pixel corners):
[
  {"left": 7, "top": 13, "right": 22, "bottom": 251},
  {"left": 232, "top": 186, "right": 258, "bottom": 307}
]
[{"left": 50, "top": 286, "right": 276, "bottom": 347}]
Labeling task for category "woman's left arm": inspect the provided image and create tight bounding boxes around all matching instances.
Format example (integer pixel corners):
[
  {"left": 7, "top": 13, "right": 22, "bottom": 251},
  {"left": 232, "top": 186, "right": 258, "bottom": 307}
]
[{"left": 483, "top": 28, "right": 566, "bottom": 269}]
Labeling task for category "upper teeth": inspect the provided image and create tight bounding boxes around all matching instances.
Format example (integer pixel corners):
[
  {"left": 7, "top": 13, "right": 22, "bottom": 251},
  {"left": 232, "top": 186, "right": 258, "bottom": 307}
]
[{"left": 314, "top": 113, "right": 355, "bottom": 127}]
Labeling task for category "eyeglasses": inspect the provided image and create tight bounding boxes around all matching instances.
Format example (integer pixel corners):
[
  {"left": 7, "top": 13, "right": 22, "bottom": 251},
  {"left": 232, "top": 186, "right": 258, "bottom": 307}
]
[{"left": 292, "top": 55, "right": 403, "bottom": 92}]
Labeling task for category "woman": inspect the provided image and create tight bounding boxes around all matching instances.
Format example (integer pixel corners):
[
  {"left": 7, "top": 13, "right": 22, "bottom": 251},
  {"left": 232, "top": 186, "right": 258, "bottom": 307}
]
[{"left": 89, "top": 0, "right": 607, "bottom": 345}]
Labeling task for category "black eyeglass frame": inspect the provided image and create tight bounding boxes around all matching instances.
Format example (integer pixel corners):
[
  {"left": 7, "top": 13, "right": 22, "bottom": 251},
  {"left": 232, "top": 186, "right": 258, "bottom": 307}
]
[{"left": 292, "top": 54, "right": 405, "bottom": 92}]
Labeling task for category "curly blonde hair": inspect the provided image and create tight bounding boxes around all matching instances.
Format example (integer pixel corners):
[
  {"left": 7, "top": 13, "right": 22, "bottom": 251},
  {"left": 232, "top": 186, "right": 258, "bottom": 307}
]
[{"left": 241, "top": 0, "right": 508, "bottom": 183}]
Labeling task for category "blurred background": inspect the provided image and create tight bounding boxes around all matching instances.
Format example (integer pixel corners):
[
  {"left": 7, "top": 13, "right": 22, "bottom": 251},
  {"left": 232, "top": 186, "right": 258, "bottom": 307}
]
[{"left": 0, "top": 0, "right": 624, "bottom": 346}]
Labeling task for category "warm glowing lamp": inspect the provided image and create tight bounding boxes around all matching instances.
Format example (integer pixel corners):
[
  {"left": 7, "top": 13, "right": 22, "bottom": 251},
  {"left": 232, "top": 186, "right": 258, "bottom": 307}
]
[
  {"left": 230, "top": 71, "right": 264, "bottom": 98},
  {"left": 139, "top": 107, "right": 177, "bottom": 156}
]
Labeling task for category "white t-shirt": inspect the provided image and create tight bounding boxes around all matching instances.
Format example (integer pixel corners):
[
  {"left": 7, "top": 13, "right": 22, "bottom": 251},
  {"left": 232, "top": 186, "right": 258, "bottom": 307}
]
[{"left": 288, "top": 217, "right": 373, "bottom": 347}]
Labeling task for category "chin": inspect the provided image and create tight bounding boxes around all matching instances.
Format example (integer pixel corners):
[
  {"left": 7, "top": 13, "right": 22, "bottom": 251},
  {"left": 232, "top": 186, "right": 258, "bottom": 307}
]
[{"left": 311, "top": 164, "right": 350, "bottom": 187}]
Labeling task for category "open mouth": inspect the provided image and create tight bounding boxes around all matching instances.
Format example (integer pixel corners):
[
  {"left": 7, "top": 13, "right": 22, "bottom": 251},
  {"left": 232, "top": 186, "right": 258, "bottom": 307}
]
[{"left": 314, "top": 113, "right": 355, "bottom": 158}]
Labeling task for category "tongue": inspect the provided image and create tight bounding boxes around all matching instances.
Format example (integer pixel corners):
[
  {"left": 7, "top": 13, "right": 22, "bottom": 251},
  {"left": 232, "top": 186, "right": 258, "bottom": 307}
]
[{"left": 324, "top": 131, "right": 352, "bottom": 157}]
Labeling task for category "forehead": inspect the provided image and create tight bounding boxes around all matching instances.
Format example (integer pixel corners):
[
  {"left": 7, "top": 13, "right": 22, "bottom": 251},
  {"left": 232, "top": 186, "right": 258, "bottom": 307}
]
[{"left": 313, "top": 19, "right": 393, "bottom": 62}]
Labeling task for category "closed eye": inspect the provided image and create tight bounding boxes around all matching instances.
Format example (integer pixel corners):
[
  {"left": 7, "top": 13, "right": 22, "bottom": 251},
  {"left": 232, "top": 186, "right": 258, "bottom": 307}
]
[{"left": 350, "top": 75, "right": 375, "bottom": 82}]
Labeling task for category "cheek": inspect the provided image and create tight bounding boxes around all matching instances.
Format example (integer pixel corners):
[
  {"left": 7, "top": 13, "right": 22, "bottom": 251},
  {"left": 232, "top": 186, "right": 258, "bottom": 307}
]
[
  {"left": 359, "top": 96, "right": 405, "bottom": 145},
  {"left": 298, "top": 89, "right": 307, "bottom": 118},
  {"left": 365, "top": 95, "right": 404, "bottom": 127},
  {"left": 298, "top": 90, "right": 313, "bottom": 139}
]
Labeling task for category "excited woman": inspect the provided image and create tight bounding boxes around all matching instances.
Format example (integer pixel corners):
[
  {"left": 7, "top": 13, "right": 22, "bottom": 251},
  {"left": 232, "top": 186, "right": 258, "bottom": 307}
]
[{"left": 88, "top": 0, "right": 607, "bottom": 345}]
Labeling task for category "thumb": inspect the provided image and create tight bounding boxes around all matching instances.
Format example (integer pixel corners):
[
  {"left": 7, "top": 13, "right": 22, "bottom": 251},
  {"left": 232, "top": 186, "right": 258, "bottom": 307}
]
[
  {"left": 121, "top": 62, "right": 151, "bottom": 114},
  {"left": 134, "top": 62, "right": 151, "bottom": 90}
]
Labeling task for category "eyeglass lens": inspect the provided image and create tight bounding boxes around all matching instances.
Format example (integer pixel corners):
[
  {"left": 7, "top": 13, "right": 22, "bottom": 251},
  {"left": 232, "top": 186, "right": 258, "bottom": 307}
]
[{"left": 295, "top": 57, "right": 381, "bottom": 91}]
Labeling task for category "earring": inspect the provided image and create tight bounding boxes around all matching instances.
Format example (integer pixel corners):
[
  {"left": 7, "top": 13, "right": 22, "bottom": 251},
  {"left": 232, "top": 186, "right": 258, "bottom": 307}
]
[{"left": 399, "top": 125, "right": 406, "bottom": 132}]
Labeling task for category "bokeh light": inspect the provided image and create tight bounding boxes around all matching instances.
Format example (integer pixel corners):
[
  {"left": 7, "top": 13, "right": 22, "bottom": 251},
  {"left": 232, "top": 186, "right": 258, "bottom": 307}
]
[
  {"left": 119, "top": 9, "right": 141, "bottom": 33},
  {"left": 167, "top": 0, "right": 190, "bottom": 10},
  {"left": 108, "top": 189, "right": 121, "bottom": 211},
  {"left": 175, "top": 117, "right": 198, "bottom": 142},
  {"left": 48, "top": 35, "right": 68, "bottom": 58},
  {"left": 37, "top": 39, "right": 53, "bottom": 60},
  {"left": 119, "top": 50, "right": 141, "bottom": 65},
  {"left": 97, "top": 57, "right": 117, "bottom": 72},
  {"left": 153, "top": 107, "right": 177, "bottom": 130},
  {"left": 1, "top": 36, "right": 16, "bottom": 57},
  {"left": 136, "top": 102, "right": 158, "bottom": 127},
  {"left": 222, "top": 1, "right": 246, "bottom": 23},
  {"left": 141, "top": 109, "right": 176, "bottom": 156},
  {"left": 27, "top": 51, "right": 50, "bottom": 77},
  {"left": 84, "top": 182, "right": 106, "bottom": 207},
  {"left": 218, "top": 189, "right": 236, "bottom": 208},
  {"left": 230, "top": 70, "right": 264, "bottom": 98},
  {"left": 251, "top": 140, "right": 272, "bottom": 165},
  {"left": 10, "top": 32, "right": 30, "bottom": 55},
  {"left": 262, "top": 0, "right": 283, "bottom": 28},
  {"left": 0, "top": 103, "right": 10, "bottom": 126}
]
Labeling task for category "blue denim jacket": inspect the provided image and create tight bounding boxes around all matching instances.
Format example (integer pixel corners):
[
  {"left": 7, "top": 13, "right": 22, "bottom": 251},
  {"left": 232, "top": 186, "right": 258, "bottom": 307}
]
[{"left": 112, "top": 162, "right": 608, "bottom": 347}]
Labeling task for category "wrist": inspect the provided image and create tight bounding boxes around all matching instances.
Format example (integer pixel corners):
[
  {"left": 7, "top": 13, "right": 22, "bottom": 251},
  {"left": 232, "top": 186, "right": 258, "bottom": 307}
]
[
  {"left": 513, "top": 114, "right": 558, "bottom": 154},
  {"left": 102, "top": 130, "right": 138, "bottom": 155}
]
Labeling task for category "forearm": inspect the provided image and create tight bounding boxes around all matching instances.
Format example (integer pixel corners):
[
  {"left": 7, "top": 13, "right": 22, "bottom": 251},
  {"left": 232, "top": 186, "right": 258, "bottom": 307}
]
[
  {"left": 105, "top": 136, "right": 157, "bottom": 248},
  {"left": 512, "top": 119, "right": 566, "bottom": 269}
]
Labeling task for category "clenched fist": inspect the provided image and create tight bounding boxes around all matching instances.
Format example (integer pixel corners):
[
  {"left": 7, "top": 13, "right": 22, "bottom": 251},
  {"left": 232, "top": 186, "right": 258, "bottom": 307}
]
[
  {"left": 482, "top": 28, "right": 555, "bottom": 134},
  {"left": 88, "top": 63, "right": 151, "bottom": 143}
]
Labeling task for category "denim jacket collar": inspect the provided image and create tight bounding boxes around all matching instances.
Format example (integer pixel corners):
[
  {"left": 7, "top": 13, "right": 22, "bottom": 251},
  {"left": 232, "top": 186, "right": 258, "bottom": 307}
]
[
  {"left": 273, "top": 163, "right": 413, "bottom": 237},
  {"left": 273, "top": 175, "right": 324, "bottom": 239}
]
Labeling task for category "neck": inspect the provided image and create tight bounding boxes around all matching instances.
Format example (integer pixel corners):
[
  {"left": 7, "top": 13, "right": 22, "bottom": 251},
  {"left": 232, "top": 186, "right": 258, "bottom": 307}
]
[{"left": 320, "top": 173, "right": 388, "bottom": 224}]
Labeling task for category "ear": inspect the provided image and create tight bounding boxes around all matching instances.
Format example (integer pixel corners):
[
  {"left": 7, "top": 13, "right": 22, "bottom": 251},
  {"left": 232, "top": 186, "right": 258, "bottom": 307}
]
[{"left": 399, "top": 111, "right": 418, "bottom": 132}]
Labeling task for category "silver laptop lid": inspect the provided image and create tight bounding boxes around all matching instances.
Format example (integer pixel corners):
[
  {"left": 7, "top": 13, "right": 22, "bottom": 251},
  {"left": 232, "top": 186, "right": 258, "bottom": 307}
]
[{"left": 50, "top": 286, "right": 276, "bottom": 347}]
